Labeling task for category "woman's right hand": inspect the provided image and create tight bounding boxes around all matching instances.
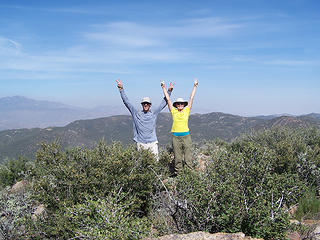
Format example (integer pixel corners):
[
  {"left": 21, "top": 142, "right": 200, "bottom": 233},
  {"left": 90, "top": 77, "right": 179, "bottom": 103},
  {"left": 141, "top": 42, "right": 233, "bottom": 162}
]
[{"left": 161, "top": 80, "right": 165, "bottom": 88}]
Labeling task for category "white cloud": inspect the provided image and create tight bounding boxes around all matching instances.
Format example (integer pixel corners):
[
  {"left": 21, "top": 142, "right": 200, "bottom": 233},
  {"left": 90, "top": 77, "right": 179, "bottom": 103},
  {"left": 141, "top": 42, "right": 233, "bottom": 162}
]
[
  {"left": 1, "top": 16, "right": 318, "bottom": 82},
  {"left": 0, "top": 44, "right": 191, "bottom": 73},
  {"left": 47, "top": 7, "right": 103, "bottom": 14},
  {"left": 232, "top": 54, "right": 320, "bottom": 67},
  {"left": 0, "top": 37, "right": 22, "bottom": 55},
  {"left": 86, "top": 17, "right": 243, "bottom": 47},
  {"left": 0, "top": 16, "right": 246, "bottom": 77},
  {"left": 263, "top": 59, "right": 320, "bottom": 66},
  {"left": 86, "top": 22, "right": 162, "bottom": 47},
  {"left": 0, "top": 4, "right": 105, "bottom": 15},
  {"left": 176, "top": 17, "right": 243, "bottom": 37}
]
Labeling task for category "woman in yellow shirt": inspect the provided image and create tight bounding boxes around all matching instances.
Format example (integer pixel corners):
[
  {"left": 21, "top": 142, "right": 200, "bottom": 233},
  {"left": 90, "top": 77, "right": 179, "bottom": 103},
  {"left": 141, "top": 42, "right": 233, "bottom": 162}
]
[{"left": 161, "top": 79, "right": 198, "bottom": 175}]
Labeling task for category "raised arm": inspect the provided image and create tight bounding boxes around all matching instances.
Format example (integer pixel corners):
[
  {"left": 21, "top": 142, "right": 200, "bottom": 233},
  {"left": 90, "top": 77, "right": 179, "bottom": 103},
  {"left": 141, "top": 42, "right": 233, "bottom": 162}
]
[
  {"left": 116, "top": 78, "right": 137, "bottom": 114},
  {"left": 161, "top": 81, "right": 173, "bottom": 112},
  {"left": 154, "top": 82, "right": 174, "bottom": 114},
  {"left": 188, "top": 78, "right": 198, "bottom": 110}
]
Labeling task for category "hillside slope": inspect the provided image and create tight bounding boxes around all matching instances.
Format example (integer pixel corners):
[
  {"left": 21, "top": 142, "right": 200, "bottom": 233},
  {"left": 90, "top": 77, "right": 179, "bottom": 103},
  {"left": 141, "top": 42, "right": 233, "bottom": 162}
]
[{"left": 0, "top": 112, "right": 320, "bottom": 161}]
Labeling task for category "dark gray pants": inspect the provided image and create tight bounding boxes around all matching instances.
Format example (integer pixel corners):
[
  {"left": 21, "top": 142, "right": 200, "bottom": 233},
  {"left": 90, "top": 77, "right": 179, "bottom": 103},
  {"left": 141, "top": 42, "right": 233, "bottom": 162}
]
[{"left": 172, "top": 134, "right": 193, "bottom": 174}]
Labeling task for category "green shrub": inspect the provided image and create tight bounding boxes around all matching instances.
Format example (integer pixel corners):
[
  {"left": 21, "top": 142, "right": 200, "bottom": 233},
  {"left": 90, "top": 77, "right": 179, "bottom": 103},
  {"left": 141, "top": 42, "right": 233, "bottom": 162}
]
[
  {"left": 9, "top": 127, "right": 320, "bottom": 239},
  {"left": 28, "top": 141, "right": 161, "bottom": 239},
  {"left": 65, "top": 191, "right": 150, "bottom": 239},
  {"left": 0, "top": 187, "right": 35, "bottom": 240},
  {"left": 152, "top": 128, "right": 317, "bottom": 239},
  {"left": 294, "top": 190, "right": 320, "bottom": 221},
  {"left": 33, "top": 141, "right": 158, "bottom": 210},
  {"left": 0, "top": 157, "right": 31, "bottom": 189},
  {"left": 237, "top": 127, "right": 320, "bottom": 189}
]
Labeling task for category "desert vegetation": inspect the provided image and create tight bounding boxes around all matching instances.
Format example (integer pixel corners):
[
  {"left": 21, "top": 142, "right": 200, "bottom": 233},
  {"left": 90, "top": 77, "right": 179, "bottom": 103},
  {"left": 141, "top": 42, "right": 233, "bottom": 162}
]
[{"left": 0, "top": 127, "right": 319, "bottom": 239}]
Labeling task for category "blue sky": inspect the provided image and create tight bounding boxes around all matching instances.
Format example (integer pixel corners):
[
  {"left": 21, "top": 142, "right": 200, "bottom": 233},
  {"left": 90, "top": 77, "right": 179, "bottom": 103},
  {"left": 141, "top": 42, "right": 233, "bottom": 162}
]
[{"left": 0, "top": 0, "right": 319, "bottom": 115}]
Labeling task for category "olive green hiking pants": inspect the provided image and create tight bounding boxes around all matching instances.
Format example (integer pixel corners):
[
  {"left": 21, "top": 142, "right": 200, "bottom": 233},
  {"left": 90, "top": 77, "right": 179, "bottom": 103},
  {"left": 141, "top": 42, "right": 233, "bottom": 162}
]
[{"left": 172, "top": 134, "right": 193, "bottom": 174}]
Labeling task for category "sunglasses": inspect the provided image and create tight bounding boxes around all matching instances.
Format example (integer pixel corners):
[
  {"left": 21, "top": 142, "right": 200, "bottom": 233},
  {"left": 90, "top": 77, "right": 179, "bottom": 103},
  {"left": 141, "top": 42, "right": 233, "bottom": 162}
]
[{"left": 176, "top": 103, "right": 185, "bottom": 106}]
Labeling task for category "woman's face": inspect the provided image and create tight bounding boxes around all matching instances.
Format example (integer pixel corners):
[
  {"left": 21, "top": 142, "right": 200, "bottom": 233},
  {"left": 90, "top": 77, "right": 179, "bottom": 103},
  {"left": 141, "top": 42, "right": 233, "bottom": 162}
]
[{"left": 176, "top": 103, "right": 185, "bottom": 111}]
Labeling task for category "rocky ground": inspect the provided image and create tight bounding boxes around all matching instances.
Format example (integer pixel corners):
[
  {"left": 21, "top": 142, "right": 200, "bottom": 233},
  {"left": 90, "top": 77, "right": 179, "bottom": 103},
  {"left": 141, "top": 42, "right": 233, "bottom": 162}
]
[{"left": 143, "top": 232, "right": 263, "bottom": 240}]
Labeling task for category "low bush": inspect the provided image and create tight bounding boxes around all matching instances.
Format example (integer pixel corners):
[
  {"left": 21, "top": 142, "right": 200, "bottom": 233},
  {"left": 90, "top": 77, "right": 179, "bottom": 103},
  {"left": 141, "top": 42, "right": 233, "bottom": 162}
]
[
  {"left": 152, "top": 128, "right": 320, "bottom": 239},
  {"left": 152, "top": 143, "right": 307, "bottom": 239},
  {"left": 65, "top": 191, "right": 150, "bottom": 239},
  {"left": 0, "top": 187, "right": 34, "bottom": 240},
  {"left": 4, "top": 127, "right": 319, "bottom": 240},
  {"left": 236, "top": 127, "right": 320, "bottom": 189},
  {"left": 0, "top": 157, "right": 31, "bottom": 189},
  {"left": 294, "top": 190, "right": 320, "bottom": 221},
  {"left": 27, "top": 141, "right": 161, "bottom": 239}
]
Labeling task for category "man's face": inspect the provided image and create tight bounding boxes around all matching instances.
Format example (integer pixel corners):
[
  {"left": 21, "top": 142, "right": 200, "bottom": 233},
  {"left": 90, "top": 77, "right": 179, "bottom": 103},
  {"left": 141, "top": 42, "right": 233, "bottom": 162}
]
[{"left": 142, "top": 102, "right": 151, "bottom": 112}]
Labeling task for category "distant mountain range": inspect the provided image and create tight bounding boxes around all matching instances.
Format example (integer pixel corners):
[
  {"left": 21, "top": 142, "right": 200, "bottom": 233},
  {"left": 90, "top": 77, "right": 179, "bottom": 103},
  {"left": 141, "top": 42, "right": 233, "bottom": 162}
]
[
  {"left": 0, "top": 96, "right": 127, "bottom": 130},
  {"left": 304, "top": 113, "right": 320, "bottom": 120},
  {"left": 253, "top": 113, "right": 294, "bottom": 120},
  {"left": 1, "top": 96, "right": 320, "bottom": 131},
  {"left": 1, "top": 111, "right": 320, "bottom": 162}
]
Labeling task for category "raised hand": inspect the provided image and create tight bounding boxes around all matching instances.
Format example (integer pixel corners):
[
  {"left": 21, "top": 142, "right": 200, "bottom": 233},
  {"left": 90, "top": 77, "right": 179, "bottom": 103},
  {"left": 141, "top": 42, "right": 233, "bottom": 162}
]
[
  {"left": 194, "top": 78, "right": 198, "bottom": 87},
  {"left": 116, "top": 78, "right": 123, "bottom": 90},
  {"left": 160, "top": 80, "right": 165, "bottom": 88},
  {"left": 188, "top": 78, "right": 198, "bottom": 110},
  {"left": 168, "top": 82, "right": 175, "bottom": 91},
  {"left": 160, "top": 80, "right": 173, "bottom": 111}
]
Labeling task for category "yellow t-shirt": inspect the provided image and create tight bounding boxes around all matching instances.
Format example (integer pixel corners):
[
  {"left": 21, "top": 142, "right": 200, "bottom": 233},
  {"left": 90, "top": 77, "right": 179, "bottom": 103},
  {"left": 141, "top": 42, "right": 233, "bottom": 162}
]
[{"left": 171, "top": 106, "right": 190, "bottom": 132}]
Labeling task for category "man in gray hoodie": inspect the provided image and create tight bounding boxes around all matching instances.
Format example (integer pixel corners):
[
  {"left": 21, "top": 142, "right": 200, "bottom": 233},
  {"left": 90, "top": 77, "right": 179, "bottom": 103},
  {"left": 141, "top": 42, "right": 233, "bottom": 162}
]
[{"left": 116, "top": 79, "right": 173, "bottom": 159}]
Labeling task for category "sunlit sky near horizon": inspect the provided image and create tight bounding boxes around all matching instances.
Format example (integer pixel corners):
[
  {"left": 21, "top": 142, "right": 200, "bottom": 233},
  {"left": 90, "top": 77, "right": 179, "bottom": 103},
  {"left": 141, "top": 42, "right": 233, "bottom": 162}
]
[{"left": 0, "top": 0, "right": 319, "bottom": 116}]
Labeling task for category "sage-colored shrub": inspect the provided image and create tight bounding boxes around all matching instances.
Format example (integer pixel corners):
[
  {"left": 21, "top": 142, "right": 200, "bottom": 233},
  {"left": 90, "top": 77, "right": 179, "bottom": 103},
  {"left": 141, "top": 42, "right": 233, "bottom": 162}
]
[
  {"left": 9, "top": 127, "right": 320, "bottom": 240},
  {"left": 0, "top": 157, "right": 31, "bottom": 189},
  {"left": 294, "top": 190, "right": 320, "bottom": 221},
  {"left": 152, "top": 128, "right": 319, "bottom": 239},
  {"left": 28, "top": 141, "right": 161, "bottom": 239},
  {"left": 32, "top": 141, "right": 157, "bottom": 210},
  {"left": 65, "top": 192, "right": 150, "bottom": 239},
  {"left": 236, "top": 127, "right": 320, "bottom": 189},
  {"left": 0, "top": 187, "right": 34, "bottom": 240}
]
